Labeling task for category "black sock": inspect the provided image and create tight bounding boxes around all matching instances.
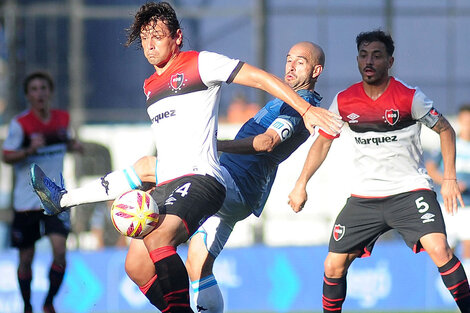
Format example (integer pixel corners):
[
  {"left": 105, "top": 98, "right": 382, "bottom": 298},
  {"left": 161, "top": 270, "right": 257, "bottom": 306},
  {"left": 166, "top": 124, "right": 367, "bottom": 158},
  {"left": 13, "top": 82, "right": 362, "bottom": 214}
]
[
  {"left": 439, "top": 255, "right": 470, "bottom": 313},
  {"left": 44, "top": 262, "right": 65, "bottom": 305},
  {"left": 150, "top": 246, "right": 193, "bottom": 313},
  {"left": 323, "top": 274, "right": 347, "bottom": 312},
  {"left": 139, "top": 274, "right": 168, "bottom": 309},
  {"left": 18, "top": 268, "right": 32, "bottom": 310}
]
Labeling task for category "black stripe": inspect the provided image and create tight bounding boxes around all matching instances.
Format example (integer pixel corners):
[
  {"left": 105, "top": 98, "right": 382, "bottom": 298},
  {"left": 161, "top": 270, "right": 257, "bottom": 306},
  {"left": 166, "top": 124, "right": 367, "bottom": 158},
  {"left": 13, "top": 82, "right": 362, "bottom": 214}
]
[
  {"left": 349, "top": 119, "right": 416, "bottom": 133},
  {"left": 146, "top": 82, "right": 209, "bottom": 106},
  {"left": 226, "top": 61, "right": 245, "bottom": 84}
]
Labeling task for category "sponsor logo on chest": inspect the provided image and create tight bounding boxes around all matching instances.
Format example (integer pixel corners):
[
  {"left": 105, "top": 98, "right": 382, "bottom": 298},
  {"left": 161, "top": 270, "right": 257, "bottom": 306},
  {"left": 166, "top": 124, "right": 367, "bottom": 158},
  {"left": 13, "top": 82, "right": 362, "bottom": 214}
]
[
  {"left": 355, "top": 135, "right": 398, "bottom": 146},
  {"left": 151, "top": 110, "right": 176, "bottom": 124}
]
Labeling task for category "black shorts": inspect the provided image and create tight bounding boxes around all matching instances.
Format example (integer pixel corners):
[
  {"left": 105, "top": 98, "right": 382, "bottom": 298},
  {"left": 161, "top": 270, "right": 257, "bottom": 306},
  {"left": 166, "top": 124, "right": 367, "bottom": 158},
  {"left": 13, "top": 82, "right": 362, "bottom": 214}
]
[
  {"left": 150, "top": 174, "right": 226, "bottom": 236},
  {"left": 11, "top": 210, "right": 71, "bottom": 248},
  {"left": 329, "top": 189, "right": 446, "bottom": 257}
]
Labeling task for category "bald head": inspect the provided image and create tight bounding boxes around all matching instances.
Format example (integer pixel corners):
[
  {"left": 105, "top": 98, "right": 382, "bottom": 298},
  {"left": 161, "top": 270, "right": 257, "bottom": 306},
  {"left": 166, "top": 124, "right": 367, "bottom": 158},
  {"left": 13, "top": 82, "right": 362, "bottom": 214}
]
[{"left": 285, "top": 41, "right": 325, "bottom": 91}]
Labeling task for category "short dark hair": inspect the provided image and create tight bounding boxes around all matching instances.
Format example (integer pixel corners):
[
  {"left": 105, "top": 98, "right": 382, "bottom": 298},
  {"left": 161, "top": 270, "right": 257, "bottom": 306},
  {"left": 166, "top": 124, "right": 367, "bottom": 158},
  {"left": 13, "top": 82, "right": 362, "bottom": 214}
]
[
  {"left": 125, "top": 1, "right": 183, "bottom": 48},
  {"left": 356, "top": 30, "right": 395, "bottom": 57},
  {"left": 458, "top": 104, "right": 470, "bottom": 114},
  {"left": 23, "top": 71, "right": 54, "bottom": 94}
]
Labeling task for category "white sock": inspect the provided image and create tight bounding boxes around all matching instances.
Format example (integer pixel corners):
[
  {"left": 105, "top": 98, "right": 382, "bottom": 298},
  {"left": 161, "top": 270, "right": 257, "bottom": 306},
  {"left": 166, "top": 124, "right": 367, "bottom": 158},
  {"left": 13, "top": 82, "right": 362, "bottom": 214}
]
[
  {"left": 191, "top": 275, "right": 223, "bottom": 313},
  {"left": 61, "top": 166, "right": 142, "bottom": 207}
]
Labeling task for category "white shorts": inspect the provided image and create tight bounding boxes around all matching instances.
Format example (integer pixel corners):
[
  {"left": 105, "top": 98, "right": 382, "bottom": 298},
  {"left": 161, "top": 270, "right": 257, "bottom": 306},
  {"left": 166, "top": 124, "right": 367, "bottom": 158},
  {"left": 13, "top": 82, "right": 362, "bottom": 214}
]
[
  {"left": 443, "top": 206, "right": 470, "bottom": 248},
  {"left": 195, "top": 165, "right": 252, "bottom": 258}
]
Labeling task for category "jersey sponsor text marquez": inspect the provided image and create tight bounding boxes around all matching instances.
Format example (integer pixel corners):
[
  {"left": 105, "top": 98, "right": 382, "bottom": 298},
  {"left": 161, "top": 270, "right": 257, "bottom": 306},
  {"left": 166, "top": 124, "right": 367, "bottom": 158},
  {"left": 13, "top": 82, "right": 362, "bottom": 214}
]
[
  {"left": 144, "top": 51, "right": 243, "bottom": 185},
  {"left": 321, "top": 77, "right": 440, "bottom": 197}
]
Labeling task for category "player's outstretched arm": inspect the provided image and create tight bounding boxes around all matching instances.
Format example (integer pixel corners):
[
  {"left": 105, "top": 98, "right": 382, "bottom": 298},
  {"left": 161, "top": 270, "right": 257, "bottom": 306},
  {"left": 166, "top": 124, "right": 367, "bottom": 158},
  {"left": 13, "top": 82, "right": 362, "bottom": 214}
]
[
  {"left": 231, "top": 63, "right": 343, "bottom": 136},
  {"left": 431, "top": 115, "right": 465, "bottom": 214},
  {"left": 288, "top": 134, "right": 333, "bottom": 213},
  {"left": 218, "top": 129, "right": 281, "bottom": 154}
]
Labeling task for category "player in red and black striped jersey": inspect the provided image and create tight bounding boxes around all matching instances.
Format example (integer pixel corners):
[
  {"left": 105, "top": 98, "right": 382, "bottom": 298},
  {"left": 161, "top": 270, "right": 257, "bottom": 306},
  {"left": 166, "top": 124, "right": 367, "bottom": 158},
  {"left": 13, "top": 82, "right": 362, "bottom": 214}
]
[
  {"left": 289, "top": 30, "right": 470, "bottom": 312},
  {"left": 2, "top": 72, "right": 82, "bottom": 313}
]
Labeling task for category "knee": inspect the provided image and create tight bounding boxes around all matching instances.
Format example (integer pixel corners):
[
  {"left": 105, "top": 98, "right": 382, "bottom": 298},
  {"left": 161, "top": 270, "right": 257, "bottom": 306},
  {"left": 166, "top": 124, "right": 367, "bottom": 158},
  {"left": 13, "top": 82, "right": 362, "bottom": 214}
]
[
  {"left": 324, "top": 257, "right": 347, "bottom": 278},
  {"left": 427, "top": 242, "right": 453, "bottom": 262},
  {"left": 125, "top": 256, "right": 155, "bottom": 286},
  {"left": 134, "top": 156, "right": 156, "bottom": 180}
]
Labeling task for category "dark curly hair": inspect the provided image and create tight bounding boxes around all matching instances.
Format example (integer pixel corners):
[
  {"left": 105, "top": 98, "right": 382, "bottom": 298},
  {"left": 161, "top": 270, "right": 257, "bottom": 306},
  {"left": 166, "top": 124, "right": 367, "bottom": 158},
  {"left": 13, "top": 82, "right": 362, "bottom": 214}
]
[
  {"left": 125, "top": 2, "right": 183, "bottom": 48},
  {"left": 356, "top": 29, "right": 394, "bottom": 57}
]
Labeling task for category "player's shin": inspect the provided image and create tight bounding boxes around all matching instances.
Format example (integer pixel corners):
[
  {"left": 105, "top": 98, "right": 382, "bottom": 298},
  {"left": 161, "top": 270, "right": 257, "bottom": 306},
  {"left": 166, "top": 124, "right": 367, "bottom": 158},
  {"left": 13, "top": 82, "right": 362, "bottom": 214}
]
[
  {"left": 44, "top": 262, "right": 65, "bottom": 306},
  {"left": 439, "top": 255, "right": 470, "bottom": 313},
  {"left": 138, "top": 274, "right": 169, "bottom": 309},
  {"left": 150, "top": 246, "right": 194, "bottom": 313},
  {"left": 61, "top": 166, "right": 142, "bottom": 207},
  {"left": 191, "top": 274, "right": 223, "bottom": 313},
  {"left": 322, "top": 274, "right": 347, "bottom": 313}
]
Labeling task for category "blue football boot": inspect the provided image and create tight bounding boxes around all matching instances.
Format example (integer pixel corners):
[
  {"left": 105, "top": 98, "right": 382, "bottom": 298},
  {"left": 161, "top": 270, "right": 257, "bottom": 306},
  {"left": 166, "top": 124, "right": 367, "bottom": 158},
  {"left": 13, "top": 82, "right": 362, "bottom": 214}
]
[{"left": 30, "top": 163, "right": 68, "bottom": 215}]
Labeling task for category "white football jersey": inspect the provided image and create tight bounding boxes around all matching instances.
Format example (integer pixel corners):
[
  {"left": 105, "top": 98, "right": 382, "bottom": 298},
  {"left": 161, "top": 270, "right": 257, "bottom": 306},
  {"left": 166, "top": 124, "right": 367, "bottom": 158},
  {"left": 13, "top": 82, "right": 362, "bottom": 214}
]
[
  {"left": 2, "top": 109, "right": 70, "bottom": 211},
  {"left": 322, "top": 77, "right": 440, "bottom": 197},
  {"left": 144, "top": 51, "right": 242, "bottom": 186}
]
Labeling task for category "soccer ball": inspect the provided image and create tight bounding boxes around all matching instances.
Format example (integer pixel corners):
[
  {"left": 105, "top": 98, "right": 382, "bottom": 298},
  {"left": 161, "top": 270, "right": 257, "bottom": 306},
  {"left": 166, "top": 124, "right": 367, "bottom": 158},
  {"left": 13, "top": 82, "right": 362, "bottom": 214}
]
[{"left": 110, "top": 190, "right": 159, "bottom": 239}]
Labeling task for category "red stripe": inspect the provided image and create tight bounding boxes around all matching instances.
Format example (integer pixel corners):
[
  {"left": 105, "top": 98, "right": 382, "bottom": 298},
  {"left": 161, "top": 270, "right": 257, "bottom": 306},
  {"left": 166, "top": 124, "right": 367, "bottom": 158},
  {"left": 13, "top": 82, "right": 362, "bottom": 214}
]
[
  {"left": 139, "top": 274, "right": 158, "bottom": 295},
  {"left": 351, "top": 188, "right": 432, "bottom": 199},
  {"left": 447, "top": 279, "right": 468, "bottom": 291},
  {"left": 322, "top": 295, "right": 345, "bottom": 302},
  {"left": 157, "top": 174, "right": 195, "bottom": 187},
  {"left": 440, "top": 261, "right": 462, "bottom": 276},
  {"left": 149, "top": 246, "right": 176, "bottom": 263},
  {"left": 319, "top": 128, "right": 339, "bottom": 140},
  {"left": 323, "top": 277, "right": 339, "bottom": 286},
  {"left": 455, "top": 292, "right": 470, "bottom": 301}
]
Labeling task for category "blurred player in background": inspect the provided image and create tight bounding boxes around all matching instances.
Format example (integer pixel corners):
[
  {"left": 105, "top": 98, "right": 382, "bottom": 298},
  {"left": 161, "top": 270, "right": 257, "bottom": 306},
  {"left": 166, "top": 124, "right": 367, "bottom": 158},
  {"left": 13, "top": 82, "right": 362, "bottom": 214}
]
[
  {"left": 426, "top": 104, "right": 470, "bottom": 272},
  {"left": 288, "top": 30, "right": 470, "bottom": 312},
  {"left": 2, "top": 71, "right": 82, "bottom": 313},
  {"left": 31, "top": 2, "right": 342, "bottom": 312}
]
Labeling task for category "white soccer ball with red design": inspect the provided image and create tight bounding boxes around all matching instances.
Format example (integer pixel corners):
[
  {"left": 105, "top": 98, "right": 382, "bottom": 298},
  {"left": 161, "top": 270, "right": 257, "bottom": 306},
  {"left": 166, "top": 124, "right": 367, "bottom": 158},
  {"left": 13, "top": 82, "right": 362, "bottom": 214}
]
[{"left": 110, "top": 190, "right": 159, "bottom": 238}]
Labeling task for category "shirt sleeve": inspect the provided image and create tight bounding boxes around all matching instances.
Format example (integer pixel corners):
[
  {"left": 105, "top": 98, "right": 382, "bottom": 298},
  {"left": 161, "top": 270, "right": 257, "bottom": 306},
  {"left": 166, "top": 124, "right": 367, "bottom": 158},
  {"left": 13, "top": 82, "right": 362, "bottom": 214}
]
[
  {"left": 319, "top": 94, "right": 341, "bottom": 139},
  {"left": 2, "top": 119, "right": 24, "bottom": 152},
  {"left": 411, "top": 87, "right": 434, "bottom": 120},
  {"left": 198, "top": 51, "right": 242, "bottom": 86}
]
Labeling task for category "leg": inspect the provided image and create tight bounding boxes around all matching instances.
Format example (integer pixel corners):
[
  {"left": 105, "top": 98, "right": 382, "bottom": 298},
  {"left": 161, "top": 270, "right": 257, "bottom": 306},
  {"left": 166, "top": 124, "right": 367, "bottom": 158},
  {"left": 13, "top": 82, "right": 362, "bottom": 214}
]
[
  {"left": 125, "top": 239, "right": 167, "bottom": 309},
  {"left": 18, "top": 246, "right": 35, "bottom": 313},
  {"left": 322, "top": 251, "right": 359, "bottom": 313},
  {"left": 44, "top": 233, "right": 67, "bottom": 313},
  {"left": 186, "top": 233, "right": 222, "bottom": 313},
  {"left": 421, "top": 233, "right": 470, "bottom": 312},
  {"left": 143, "top": 214, "right": 193, "bottom": 313},
  {"left": 30, "top": 156, "right": 150, "bottom": 213},
  {"left": 185, "top": 170, "right": 251, "bottom": 313}
]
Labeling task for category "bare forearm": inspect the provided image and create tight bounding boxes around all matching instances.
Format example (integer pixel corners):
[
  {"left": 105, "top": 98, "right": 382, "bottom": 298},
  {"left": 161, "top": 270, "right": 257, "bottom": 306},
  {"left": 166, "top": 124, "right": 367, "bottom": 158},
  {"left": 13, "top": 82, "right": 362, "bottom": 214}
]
[
  {"left": 295, "top": 136, "right": 332, "bottom": 188},
  {"left": 2, "top": 147, "right": 35, "bottom": 164},
  {"left": 232, "top": 63, "right": 310, "bottom": 115},
  {"left": 433, "top": 117, "right": 457, "bottom": 179}
]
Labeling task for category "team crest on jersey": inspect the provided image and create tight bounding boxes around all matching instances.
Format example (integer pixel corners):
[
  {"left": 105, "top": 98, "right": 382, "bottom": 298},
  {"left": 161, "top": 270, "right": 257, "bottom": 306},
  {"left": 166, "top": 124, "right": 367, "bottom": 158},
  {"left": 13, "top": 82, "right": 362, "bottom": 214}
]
[
  {"left": 333, "top": 224, "right": 345, "bottom": 241},
  {"left": 169, "top": 73, "right": 186, "bottom": 92},
  {"left": 384, "top": 109, "right": 399, "bottom": 125}
]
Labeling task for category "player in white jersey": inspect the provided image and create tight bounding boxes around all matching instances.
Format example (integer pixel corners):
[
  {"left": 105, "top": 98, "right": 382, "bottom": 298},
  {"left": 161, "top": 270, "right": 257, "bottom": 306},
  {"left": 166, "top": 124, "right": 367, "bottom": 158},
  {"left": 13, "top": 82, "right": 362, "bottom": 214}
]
[
  {"left": 31, "top": 3, "right": 342, "bottom": 312},
  {"left": 2, "top": 72, "right": 82, "bottom": 313},
  {"left": 289, "top": 30, "right": 470, "bottom": 312}
]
